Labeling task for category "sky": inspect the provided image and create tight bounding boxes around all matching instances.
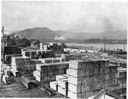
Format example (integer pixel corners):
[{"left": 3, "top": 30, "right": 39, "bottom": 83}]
[{"left": 2, "top": 1, "right": 128, "bottom": 34}]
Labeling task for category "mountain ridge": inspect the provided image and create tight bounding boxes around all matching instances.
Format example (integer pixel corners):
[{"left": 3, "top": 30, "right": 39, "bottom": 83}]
[{"left": 9, "top": 27, "right": 127, "bottom": 41}]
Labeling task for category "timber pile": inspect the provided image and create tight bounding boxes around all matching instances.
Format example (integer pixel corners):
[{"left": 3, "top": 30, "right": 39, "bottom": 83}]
[
  {"left": 57, "top": 78, "right": 68, "bottom": 96},
  {"left": 11, "top": 57, "right": 41, "bottom": 76},
  {"left": 24, "top": 50, "right": 55, "bottom": 59},
  {"left": 4, "top": 47, "right": 21, "bottom": 55},
  {"left": 50, "top": 74, "right": 68, "bottom": 94},
  {"left": 5, "top": 54, "right": 22, "bottom": 64},
  {"left": 64, "top": 53, "right": 106, "bottom": 61},
  {"left": 67, "top": 59, "right": 118, "bottom": 98},
  {"left": 33, "top": 62, "right": 69, "bottom": 87},
  {"left": 11, "top": 57, "right": 31, "bottom": 71},
  {"left": 39, "top": 57, "right": 63, "bottom": 64},
  {"left": 2, "top": 64, "right": 11, "bottom": 76},
  {"left": 50, "top": 81, "right": 58, "bottom": 91},
  {"left": 25, "top": 51, "right": 37, "bottom": 58}
]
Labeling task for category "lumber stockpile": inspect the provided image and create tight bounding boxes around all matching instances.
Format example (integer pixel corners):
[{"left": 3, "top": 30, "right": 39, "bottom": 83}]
[
  {"left": 57, "top": 78, "right": 68, "bottom": 96},
  {"left": 116, "top": 70, "right": 126, "bottom": 89},
  {"left": 11, "top": 57, "right": 31, "bottom": 70},
  {"left": 31, "top": 51, "right": 37, "bottom": 58},
  {"left": 67, "top": 59, "right": 118, "bottom": 98},
  {"left": 39, "top": 50, "right": 55, "bottom": 58},
  {"left": 50, "top": 81, "right": 58, "bottom": 91},
  {"left": 5, "top": 54, "right": 22, "bottom": 64},
  {"left": 55, "top": 74, "right": 68, "bottom": 96},
  {"left": 39, "top": 57, "right": 62, "bottom": 64},
  {"left": 117, "top": 78, "right": 126, "bottom": 89},
  {"left": 56, "top": 74, "right": 68, "bottom": 81},
  {"left": 2, "top": 64, "right": 11, "bottom": 76},
  {"left": 4, "top": 47, "right": 21, "bottom": 55},
  {"left": 106, "top": 66, "right": 118, "bottom": 88},
  {"left": 39, "top": 58, "right": 53, "bottom": 63},
  {"left": 25, "top": 50, "right": 55, "bottom": 59},
  {"left": 49, "top": 74, "right": 68, "bottom": 94},
  {"left": 53, "top": 58, "right": 62, "bottom": 63},
  {"left": 30, "top": 59, "right": 42, "bottom": 67},
  {"left": 33, "top": 62, "right": 69, "bottom": 87},
  {"left": 11, "top": 57, "right": 41, "bottom": 76},
  {"left": 65, "top": 54, "right": 85, "bottom": 61},
  {"left": 25, "top": 51, "right": 37, "bottom": 58},
  {"left": 25, "top": 51, "right": 31, "bottom": 57}
]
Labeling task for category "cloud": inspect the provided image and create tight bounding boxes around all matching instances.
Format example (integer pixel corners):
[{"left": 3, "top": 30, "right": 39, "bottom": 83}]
[{"left": 2, "top": 1, "right": 127, "bottom": 34}]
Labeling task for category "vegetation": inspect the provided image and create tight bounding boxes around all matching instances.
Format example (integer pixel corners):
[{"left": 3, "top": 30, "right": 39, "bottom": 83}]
[{"left": 5, "top": 35, "right": 31, "bottom": 47}]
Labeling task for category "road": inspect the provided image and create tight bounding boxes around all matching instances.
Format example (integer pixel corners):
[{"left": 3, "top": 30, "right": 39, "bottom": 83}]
[{"left": 0, "top": 76, "right": 64, "bottom": 98}]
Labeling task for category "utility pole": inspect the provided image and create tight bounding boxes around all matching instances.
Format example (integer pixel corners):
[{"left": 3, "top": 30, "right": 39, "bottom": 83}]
[
  {"left": 1, "top": 26, "right": 6, "bottom": 88},
  {"left": 1, "top": 26, "right": 6, "bottom": 62},
  {"left": 104, "top": 37, "right": 107, "bottom": 52},
  {"left": 124, "top": 44, "right": 125, "bottom": 51},
  {"left": 1, "top": 26, "right": 5, "bottom": 38}
]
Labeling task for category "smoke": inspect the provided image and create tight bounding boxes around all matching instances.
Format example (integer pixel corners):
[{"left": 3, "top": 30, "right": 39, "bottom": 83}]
[
  {"left": 54, "top": 15, "right": 127, "bottom": 40},
  {"left": 100, "top": 16, "right": 127, "bottom": 33},
  {"left": 54, "top": 35, "right": 66, "bottom": 40}
]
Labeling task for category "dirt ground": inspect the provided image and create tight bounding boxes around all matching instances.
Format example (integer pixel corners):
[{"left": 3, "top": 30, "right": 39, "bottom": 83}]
[{"left": 0, "top": 76, "right": 65, "bottom": 98}]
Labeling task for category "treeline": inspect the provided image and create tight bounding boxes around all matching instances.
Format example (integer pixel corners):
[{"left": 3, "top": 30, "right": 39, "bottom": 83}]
[{"left": 5, "top": 36, "right": 31, "bottom": 47}]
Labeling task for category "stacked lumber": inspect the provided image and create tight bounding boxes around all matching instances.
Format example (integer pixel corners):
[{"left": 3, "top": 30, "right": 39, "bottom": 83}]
[
  {"left": 11, "top": 57, "right": 31, "bottom": 72},
  {"left": 67, "top": 59, "right": 118, "bottom": 98},
  {"left": 56, "top": 74, "right": 68, "bottom": 81},
  {"left": 106, "top": 65, "right": 118, "bottom": 88},
  {"left": 58, "top": 78, "right": 68, "bottom": 89},
  {"left": 118, "top": 72, "right": 126, "bottom": 78},
  {"left": 57, "top": 74, "right": 68, "bottom": 96},
  {"left": 11, "top": 57, "right": 41, "bottom": 76},
  {"left": 33, "top": 71, "right": 41, "bottom": 82},
  {"left": 33, "top": 62, "right": 69, "bottom": 87},
  {"left": 24, "top": 50, "right": 37, "bottom": 58},
  {"left": 49, "top": 74, "right": 68, "bottom": 96},
  {"left": 5, "top": 54, "right": 22, "bottom": 64},
  {"left": 31, "top": 51, "right": 37, "bottom": 58},
  {"left": 11, "top": 57, "right": 30, "bottom": 66},
  {"left": 50, "top": 81, "right": 58, "bottom": 91},
  {"left": 58, "top": 86, "right": 67, "bottom": 96},
  {"left": 39, "top": 57, "right": 62, "bottom": 64},
  {"left": 39, "top": 58, "right": 52, "bottom": 63},
  {"left": 30, "top": 59, "right": 42, "bottom": 69},
  {"left": 4, "top": 47, "right": 21, "bottom": 55},
  {"left": 2, "top": 64, "right": 11, "bottom": 76}
]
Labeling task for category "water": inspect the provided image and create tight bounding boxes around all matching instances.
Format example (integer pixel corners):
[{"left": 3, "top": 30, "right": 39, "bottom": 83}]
[{"left": 66, "top": 43, "right": 127, "bottom": 51}]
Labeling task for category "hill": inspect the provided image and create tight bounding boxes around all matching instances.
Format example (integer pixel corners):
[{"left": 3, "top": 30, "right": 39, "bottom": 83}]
[
  {"left": 10, "top": 27, "right": 55, "bottom": 40},
  {"left": 9, "top": 27, "right": 126, "bottom": 42}
]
